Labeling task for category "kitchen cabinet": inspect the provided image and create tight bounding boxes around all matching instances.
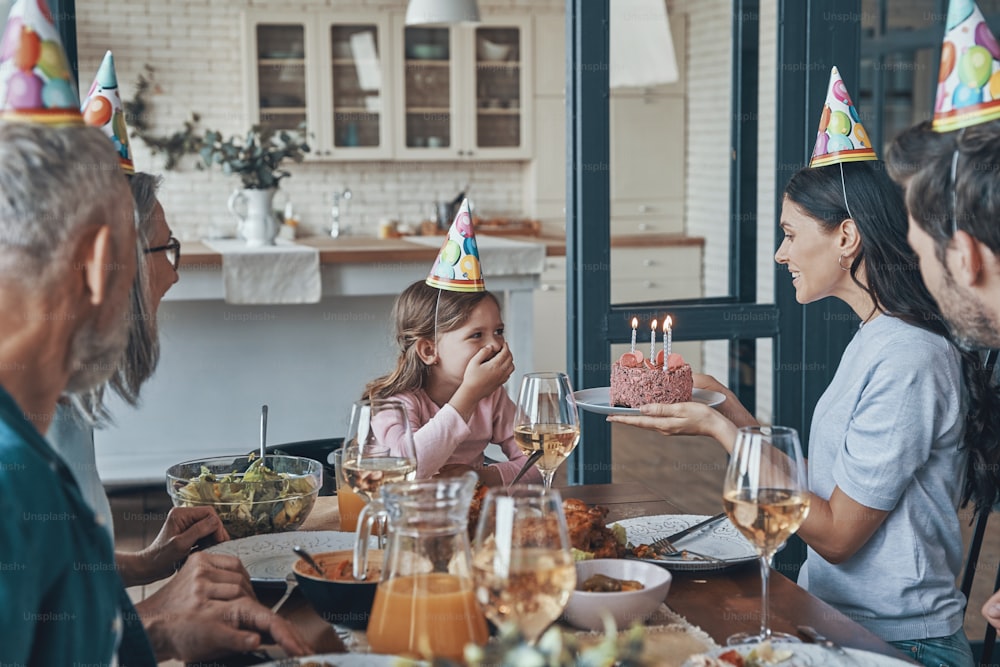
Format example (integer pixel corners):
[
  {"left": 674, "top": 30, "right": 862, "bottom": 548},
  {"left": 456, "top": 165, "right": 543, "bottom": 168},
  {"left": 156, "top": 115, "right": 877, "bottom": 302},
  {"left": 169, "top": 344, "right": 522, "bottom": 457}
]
[
  {"left": 392, "top": 15, "right": 532, "bottom": 160},
  {"left": 243, "top": 11, "right": 394, "bottom": 160},
  {"left": 528, "top": 13, "right": 687, "bottom": 238},
  {"left": 533, "top": 243, "right": 704, "bottom": 375},
  {"left": 94, "top": 236, "right": 545, "bottom": 483},
  {"left": 609, "top": 93, "right": 684, "bottom": 236},
  {"left": 243, "top": 10, "right": 530, "bottom": 162}
]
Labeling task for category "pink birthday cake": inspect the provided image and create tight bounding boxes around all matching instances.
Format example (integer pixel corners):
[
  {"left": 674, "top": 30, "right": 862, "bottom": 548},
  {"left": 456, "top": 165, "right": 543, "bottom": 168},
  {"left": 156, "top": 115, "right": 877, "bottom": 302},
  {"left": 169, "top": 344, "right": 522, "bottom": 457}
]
[{"left": 610, "top": 350, "right": 693, "bottom": 408}]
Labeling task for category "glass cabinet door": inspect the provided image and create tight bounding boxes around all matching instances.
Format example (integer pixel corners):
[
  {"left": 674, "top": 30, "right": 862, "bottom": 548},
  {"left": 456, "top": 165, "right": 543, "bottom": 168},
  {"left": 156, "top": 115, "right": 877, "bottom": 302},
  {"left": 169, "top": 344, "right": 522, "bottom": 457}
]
[
  {"left": 473, "top": 26, "right": 521, "bottom": 149},
  {"left": 329, "top": 23, "right": 384, "bottom": 149},
  {"left": 254, "top": 24, "right": 307, "bottom": 135},
  {"left": 402, "top": 26, "right": 453, "bottom": 150}
]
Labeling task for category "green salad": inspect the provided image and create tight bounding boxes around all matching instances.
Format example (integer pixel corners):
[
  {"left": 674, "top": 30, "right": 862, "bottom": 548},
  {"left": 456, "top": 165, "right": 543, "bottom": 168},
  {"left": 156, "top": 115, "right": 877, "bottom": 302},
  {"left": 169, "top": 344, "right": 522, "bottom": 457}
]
[{"left": 171, "top": 456, "right": 319, "bottom": 538}]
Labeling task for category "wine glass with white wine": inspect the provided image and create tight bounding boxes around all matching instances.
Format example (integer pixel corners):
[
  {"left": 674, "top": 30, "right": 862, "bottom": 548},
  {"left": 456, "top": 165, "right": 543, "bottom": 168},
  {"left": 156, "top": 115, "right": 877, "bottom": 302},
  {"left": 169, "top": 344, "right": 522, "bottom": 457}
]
[
  {"left": 722, "top": 425, "right": 810, "bottom": 645},
  {"left": 471, "top": 485, "right": 576, "bottom": 644},
  {"left": 513, "top": 372, "right": 580, "bottom": 489},
  {"left": 341, "top": 399, "right": 418, "bottom": 544}
]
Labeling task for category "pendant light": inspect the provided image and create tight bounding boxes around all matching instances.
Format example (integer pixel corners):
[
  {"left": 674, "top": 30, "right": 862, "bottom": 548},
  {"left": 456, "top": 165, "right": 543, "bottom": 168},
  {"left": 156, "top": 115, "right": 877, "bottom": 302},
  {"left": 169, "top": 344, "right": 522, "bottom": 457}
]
[{"left": 404, "top": 0, "right": 480, "bottom": 26}]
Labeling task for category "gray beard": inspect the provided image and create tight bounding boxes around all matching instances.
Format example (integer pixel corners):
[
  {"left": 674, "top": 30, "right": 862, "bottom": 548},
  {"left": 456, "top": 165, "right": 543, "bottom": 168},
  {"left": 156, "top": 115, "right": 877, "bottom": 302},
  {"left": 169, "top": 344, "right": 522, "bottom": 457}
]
[
  {"left": 940, "top": 270, "right": 1000, "bottom": 351},
  {"left": 64, "top": 317, "right": 128, "bottom": 393}
]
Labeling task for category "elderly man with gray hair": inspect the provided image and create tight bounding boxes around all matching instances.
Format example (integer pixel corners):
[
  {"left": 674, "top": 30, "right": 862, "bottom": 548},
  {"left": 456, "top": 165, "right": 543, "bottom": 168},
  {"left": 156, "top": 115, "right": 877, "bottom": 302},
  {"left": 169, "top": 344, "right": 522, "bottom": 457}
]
[
  {"left": 0, "top": 119, "right": 311, "bottom": 667},
  {"left": 0, "top": 121, "right": 139, "bottom": 663}
]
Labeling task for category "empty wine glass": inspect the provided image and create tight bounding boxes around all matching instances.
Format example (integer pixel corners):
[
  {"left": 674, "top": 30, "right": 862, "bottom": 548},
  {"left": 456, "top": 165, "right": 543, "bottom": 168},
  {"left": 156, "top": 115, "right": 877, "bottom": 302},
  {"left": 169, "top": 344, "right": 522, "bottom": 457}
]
[
  {"left": 471, "top": 485, "right": 576, "bottom": 644},
  {"left": 342, "top": 399, "right": 418, "bottom": 545},
  {"left": 513, "top": 372, "right": 581, "bottom": 489},
  {"left": 722, "top": 425, "right": 810, "bottom": 645}
]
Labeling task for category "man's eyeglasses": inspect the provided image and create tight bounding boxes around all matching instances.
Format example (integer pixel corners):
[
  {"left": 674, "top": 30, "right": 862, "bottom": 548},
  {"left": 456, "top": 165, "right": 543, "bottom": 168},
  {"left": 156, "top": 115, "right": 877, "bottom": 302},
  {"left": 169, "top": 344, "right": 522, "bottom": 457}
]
[{"left": 144, "top": 236, "right": 181, "bottom": 270}]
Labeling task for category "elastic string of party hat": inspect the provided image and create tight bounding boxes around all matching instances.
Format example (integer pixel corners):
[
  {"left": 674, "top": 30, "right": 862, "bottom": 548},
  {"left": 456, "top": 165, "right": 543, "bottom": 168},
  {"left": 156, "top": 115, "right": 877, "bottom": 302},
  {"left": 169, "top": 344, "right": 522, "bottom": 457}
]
[
  {"left": 950, "top": 128, "right": 966, "bottom": 237},
  {"left": 433, "top": 288, "right": 442, "bottom": 361},
  {"left": 839, "top": 162, "right": 854, "bottom": 222}
]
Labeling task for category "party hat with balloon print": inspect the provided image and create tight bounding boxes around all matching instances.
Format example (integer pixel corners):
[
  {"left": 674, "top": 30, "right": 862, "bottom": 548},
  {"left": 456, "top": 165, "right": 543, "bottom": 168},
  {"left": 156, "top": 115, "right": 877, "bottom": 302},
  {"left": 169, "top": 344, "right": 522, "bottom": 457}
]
[
  {"left": 933, "top": 0, "right": 1000, "bottom": 132},
  {"left": 810, "top": 66, "right": 877, "bottom": 168},
  {"left": 81, "top": 51, "right": 134, "bottom": 174},
  {"left": 0, "top": 0, "right": 82, "bottom": 125},
  {"left": 426, "top": 199, "right": 485, "bottom": 292}
]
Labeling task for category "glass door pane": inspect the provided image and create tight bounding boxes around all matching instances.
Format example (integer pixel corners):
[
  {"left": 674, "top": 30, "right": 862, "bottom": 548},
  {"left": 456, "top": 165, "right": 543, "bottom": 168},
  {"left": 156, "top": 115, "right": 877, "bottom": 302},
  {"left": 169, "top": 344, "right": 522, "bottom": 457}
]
[
  {"left": 403, "top": 27, "right": 451, "bottom": 149},
  {"left": 330, "top": 24, "right": 383, "bottom": 148},
  {"left": 474, "top": 26, "right": 521, "bottom": 148},
  {"left": 255, "top": 24, "right": 306, "bottom": 134}
]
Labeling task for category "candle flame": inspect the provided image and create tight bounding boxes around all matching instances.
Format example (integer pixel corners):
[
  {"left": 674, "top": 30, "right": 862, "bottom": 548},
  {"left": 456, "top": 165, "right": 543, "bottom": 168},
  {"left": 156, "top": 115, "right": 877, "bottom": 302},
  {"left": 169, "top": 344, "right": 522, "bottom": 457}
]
[
  {"left": 631, "top": 317, "right": 638, "bottom": 328},
  {"left": 651, "top": 319, "right": 657, "bottom": 330},
  {"left": 665, "top": 315, "right": 673, "bottom": 330}
]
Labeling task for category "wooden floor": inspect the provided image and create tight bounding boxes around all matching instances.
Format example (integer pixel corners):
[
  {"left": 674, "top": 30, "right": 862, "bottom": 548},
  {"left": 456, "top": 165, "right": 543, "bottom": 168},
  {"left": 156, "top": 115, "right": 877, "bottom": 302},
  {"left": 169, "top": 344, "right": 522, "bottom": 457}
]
[{"left": 111, "top": 424, "right": 998, "bottom": 651}]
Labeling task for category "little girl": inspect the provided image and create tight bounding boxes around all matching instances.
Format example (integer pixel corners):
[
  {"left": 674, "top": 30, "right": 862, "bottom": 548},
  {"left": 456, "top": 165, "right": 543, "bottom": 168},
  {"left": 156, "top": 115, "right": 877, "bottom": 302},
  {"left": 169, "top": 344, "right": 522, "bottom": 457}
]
[{"left": 363, "top": 279, "right": 542, "bottom": 487}]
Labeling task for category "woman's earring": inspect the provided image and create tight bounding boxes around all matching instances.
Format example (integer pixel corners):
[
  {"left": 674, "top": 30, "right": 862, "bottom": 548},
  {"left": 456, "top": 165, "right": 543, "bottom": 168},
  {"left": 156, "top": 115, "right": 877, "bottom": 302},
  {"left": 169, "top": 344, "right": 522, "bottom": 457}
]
[{"left": 838, "top": 254, "right": 851, "bottom": 271}]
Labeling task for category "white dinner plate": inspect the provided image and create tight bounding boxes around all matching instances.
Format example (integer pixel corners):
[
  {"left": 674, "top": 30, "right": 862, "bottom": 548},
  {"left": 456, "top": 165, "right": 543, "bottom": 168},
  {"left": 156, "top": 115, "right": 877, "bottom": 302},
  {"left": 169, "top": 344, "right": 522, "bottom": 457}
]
[
  {"left": 255, "top": 654, "right": 424, "bottom": 667},
  {"left": 573, "top": 387, "right": 725, "bottom": 416},
  {"left": 612, "top": 514, "right": 757, "bottom": 572},
  {"left": 682, "top": 643, "right": 914, "bottom": 666},
  {"left": 204, "top": 530, "right": 370, "bottom": 587}
]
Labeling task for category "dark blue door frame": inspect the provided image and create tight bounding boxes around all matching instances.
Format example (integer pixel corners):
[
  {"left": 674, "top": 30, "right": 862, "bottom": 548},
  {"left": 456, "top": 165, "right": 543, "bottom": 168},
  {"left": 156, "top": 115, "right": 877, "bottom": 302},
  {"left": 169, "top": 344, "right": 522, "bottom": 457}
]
[{"left": 565, "top": 0, "right": 860, "bottom": 486}]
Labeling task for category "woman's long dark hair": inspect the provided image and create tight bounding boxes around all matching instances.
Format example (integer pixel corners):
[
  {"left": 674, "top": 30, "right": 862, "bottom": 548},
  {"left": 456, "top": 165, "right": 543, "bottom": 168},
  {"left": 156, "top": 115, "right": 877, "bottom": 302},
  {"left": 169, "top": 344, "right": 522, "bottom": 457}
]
[{"left": 786, "top": 160, "right": 1000, "bottom": 515}]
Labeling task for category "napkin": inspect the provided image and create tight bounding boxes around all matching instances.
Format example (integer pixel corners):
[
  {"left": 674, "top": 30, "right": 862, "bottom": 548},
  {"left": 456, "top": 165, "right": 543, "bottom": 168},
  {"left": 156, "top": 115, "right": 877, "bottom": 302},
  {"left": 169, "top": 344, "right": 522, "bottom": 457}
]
[
  {"left": 407, "top": 234, "right": 546, "bottom": 277},
  {"left": 202, "top": 238, "right": 321, "bottom": 305}
]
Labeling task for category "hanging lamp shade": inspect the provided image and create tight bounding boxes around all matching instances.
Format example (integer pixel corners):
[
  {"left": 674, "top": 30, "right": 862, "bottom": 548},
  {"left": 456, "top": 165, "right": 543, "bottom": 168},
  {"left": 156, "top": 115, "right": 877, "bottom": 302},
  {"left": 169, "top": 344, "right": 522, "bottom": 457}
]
[{"left": 405, "top": 0, "right": 480, "bottom": 26}]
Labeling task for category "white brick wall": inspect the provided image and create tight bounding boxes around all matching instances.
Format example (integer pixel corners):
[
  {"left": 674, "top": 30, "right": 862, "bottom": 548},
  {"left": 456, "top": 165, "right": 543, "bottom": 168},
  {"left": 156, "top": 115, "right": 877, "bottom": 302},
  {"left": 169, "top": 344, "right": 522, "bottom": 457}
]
[
  {"left": 73, "top": 0, "right": 779, "bottom": 418},
  {"left": 674, "top": 0, "right": 731, "bottom": 385},
  {"left": 671, "top": 1, "right": 776, "bottom": 423},
  {"left": 756, "top": 0, "right": 776, "bottom": 424},
  {"left": 74, "top": 0, "right": 561, "bottom": 239}
]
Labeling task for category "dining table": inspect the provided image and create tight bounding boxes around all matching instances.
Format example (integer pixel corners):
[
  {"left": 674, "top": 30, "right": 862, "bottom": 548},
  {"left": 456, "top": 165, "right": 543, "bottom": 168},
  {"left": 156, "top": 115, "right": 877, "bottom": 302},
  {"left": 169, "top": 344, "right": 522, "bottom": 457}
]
[{"left": 215, "top": 482, "right": 917, "bottom": 665}]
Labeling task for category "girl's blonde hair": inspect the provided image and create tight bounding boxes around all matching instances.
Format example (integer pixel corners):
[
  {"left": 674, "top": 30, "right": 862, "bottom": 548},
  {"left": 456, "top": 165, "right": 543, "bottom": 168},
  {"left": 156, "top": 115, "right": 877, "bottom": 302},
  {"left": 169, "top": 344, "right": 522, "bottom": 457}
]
[{"left": 364, "top": 280, "right": 500, "bottom": 400}]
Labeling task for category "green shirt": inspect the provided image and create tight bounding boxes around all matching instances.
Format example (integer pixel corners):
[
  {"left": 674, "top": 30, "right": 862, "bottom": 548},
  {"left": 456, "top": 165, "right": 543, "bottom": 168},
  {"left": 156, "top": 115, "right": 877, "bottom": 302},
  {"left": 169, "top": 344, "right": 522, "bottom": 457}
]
[{"left": 0, "top": 385, "right": 152, "bottom": 664}]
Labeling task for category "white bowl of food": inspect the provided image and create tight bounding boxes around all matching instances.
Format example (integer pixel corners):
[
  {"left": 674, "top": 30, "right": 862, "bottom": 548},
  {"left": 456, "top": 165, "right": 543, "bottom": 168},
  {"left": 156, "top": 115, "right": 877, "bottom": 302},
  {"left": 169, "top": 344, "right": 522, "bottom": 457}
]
[
  {"left": 562, "top": 558, "right": 672, "bottom": 632},
  {"left": 477, "top": 38, "right": 512, "bottom": 61}
]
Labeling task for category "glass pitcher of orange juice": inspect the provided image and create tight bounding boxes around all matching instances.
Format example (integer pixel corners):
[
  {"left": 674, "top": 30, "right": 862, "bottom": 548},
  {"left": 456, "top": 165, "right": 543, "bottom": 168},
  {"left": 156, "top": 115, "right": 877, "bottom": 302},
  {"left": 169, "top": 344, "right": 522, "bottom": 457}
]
[{"left": 354, "top": 471, "right": 487, "bottom": 662}]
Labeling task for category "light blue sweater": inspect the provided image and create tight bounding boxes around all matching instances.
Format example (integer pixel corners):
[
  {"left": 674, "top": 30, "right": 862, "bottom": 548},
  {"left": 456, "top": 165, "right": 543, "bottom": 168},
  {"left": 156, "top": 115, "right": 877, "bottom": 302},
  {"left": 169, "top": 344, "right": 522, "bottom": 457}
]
[{"left": 798, "top": 315, "right": 967, "bottom": 642}]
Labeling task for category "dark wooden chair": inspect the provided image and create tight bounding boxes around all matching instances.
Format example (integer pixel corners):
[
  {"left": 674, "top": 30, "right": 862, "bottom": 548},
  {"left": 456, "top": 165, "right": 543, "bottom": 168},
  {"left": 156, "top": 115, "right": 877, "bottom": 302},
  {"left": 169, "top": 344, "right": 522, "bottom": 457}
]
[
  {"left": 961, "top": 509, "right": 998, "bottom": 666},
  {"left": 961, "top": 349, "right": 999, "bottom": 666}
]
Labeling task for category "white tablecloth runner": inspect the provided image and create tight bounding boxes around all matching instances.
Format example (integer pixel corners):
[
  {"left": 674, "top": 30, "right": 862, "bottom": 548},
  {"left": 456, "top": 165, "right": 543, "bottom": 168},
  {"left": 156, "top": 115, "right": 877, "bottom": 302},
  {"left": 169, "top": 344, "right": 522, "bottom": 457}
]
[
  {"left": 405, "top": 235, "right": 546, "bottom": 276},
  {"left": 202, "top": 238, "right": 321, "bottom": 304}
]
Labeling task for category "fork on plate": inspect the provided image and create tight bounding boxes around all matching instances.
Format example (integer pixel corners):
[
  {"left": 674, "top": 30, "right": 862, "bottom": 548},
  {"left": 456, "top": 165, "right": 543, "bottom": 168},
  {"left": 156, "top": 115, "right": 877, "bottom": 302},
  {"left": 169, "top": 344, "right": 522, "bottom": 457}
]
[
  {"left": 656, "top": 539, "right": 726, "bottom": 564},
  {"left": 633, "top": 538, "right": 726, "bottom": 564}
]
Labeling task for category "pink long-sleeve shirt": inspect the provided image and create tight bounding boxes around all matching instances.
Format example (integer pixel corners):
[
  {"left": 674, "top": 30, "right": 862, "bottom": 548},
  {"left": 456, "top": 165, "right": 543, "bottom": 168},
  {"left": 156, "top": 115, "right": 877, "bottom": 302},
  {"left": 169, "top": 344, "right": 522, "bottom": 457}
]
[{"left": 385, "top": 387, "right": 543, "bottom": 486}]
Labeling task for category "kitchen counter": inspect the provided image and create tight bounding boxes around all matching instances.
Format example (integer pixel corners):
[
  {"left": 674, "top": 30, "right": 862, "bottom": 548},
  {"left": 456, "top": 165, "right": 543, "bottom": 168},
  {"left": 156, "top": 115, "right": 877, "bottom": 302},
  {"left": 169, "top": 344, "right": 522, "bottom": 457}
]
[
  {"left": 179, "top": 236, "right": 445, "bottom": 267},
  {"left": 96, "top": 235, "right": 546, "bottom": 485},
  {"left": 96, "top": 233, "right": 704, "bottom": 484},
  {"left": 176, "top": 232, "right": 704, "bottom": 267}
]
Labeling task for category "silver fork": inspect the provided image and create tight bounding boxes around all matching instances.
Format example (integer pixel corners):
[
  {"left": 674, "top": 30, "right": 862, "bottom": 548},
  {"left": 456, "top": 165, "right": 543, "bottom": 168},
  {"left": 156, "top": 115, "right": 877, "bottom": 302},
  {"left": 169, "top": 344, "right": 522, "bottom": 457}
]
[
  {"left": 650, "top": 535, "right": 681, "bottom": 554},
  {"left": 650, "top": 536, "right": 726, "bottom": 564}
]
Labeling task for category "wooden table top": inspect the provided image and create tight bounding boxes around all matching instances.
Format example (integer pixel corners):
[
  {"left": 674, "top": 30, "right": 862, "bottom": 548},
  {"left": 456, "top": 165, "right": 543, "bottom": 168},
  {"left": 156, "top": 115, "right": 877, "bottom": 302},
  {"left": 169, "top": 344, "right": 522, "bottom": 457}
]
[
  {"left": 557, "top": 484, "right": 913, "bottom": 661},
  {"left": 300, "top": 484, "right": 912, "bottom": 661},
  {"left": 240, "top": 484, "right": 916, "bottom": 664}
]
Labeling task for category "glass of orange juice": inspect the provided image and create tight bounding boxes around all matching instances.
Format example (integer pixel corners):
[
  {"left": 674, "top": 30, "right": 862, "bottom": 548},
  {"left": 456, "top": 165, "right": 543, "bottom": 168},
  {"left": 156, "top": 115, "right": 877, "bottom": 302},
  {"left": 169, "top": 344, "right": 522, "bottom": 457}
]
[
  {"left": 332, "top": 447, "right": 366, "bottom": 532},
  {"left": 361, "top": 472, "right": 487, "bottom": 661}
]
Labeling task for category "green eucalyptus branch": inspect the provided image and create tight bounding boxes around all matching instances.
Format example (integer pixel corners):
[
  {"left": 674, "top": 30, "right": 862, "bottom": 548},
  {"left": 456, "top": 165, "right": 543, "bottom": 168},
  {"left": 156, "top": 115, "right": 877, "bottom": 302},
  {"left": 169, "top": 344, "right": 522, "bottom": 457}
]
[
  {"left": 199, "top": 125, "right": 311, "bottom": 190},
  {"left": 123, "top": 65, "right": 205, "bottom": 171},
  {"left": 124, "top": 65, "right": 311, "bottom": 188}
]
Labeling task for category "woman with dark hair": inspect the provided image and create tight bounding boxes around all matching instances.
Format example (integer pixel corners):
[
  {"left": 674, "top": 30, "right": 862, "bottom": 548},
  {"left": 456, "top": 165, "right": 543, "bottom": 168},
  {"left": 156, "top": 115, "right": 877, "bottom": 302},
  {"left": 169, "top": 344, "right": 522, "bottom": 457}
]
[
  {"left": 47, "top": 173, "right": 310, "bottom": 662},
  {"left": 613, "top": 158, "right": 1000, "bottom": 666}
]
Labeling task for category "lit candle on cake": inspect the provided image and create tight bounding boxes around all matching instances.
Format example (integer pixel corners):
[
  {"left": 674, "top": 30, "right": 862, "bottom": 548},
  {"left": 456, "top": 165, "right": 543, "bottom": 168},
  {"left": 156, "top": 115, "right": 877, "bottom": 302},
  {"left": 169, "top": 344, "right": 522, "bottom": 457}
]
[
  {"left": 649, "top": 319, "right": 657, "bottom": 361},
  {"left": 631, "top": 317, "right": 638, "bottom": 354},
  {"left": 663, "top": 316, "right": 673, "bottom": 372}
]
